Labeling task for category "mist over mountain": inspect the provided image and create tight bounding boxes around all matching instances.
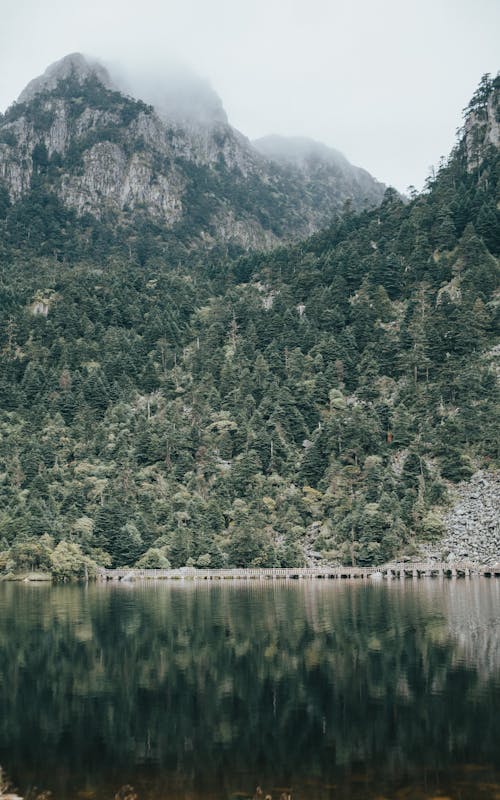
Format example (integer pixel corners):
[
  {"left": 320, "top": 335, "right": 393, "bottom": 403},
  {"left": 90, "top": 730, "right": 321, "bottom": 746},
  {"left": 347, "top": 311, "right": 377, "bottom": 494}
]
[
  {"left": 254, "top": 134, "right": 383, "bottom": 207},
  {"left": 253, "top": 135, "right": 349, "bottom": 167},
  {"left": 0, "top": 53, "right": 386, "bottom": 251},
  {"left": 110, "top": 60, "right": 229, "bottom": 129}
]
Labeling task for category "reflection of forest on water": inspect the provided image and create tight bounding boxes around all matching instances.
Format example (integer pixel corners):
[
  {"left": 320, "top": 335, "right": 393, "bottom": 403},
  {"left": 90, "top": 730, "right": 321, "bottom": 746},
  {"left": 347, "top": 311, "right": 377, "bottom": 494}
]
[{"left": 0, "top": 581, "right": 499, "bottom": 800}]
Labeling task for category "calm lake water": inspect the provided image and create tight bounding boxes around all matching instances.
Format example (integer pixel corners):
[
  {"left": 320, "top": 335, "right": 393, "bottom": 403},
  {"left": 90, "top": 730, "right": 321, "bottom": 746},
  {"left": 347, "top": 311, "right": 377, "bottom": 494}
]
[{"left": 0, "top": 579, "right": 499, "bottom": 800}]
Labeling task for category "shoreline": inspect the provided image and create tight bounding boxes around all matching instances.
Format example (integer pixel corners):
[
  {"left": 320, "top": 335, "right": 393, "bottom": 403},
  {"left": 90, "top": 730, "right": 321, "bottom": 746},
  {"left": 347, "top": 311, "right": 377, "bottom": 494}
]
[
  {"left": 101, "top": 561, "right": 500, "bottom": 582},
  {"left": 3, "top": 561, "right": 499, "bottom": 584}
]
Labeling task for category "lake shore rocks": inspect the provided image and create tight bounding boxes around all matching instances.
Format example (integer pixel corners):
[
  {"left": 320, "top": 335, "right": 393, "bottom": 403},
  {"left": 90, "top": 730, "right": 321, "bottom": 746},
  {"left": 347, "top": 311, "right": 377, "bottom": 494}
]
[{"left": 420, "top": 470, "right": 500, "bottom": 565}]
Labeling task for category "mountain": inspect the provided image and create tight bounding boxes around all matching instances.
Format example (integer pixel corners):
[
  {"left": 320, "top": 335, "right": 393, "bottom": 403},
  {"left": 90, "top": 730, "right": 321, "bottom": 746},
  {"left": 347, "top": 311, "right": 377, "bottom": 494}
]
[
  {"left": 0, "top": 53, "right": 385, "bottom": 251},
  {"left": 0, "top": 73, "right": 498, "bottom": 578},
  {"left": 253, "top": 134, "right": 383, "bottom": 208}
]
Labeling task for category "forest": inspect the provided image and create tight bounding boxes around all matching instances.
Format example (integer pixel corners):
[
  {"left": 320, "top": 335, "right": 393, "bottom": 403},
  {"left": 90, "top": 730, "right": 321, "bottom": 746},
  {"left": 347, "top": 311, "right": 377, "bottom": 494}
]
[{"left": 0, "top": 75, "right": 498, "bottom": 577}]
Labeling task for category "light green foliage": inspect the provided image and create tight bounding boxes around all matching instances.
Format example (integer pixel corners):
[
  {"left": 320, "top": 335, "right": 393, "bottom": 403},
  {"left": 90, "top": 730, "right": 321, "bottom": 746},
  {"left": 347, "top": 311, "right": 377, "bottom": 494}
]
[
  {"left": 135, "top": 548, "right": 171, "bottom": 569},
  {"left": 5, "top": 534, "right": 54, "bottom": 573},
  {"left": 49, "top": 541, "right": 100, "bottom": 581},
  {"left": 421, "top": 511, "right": 446, "bottom": 541}
]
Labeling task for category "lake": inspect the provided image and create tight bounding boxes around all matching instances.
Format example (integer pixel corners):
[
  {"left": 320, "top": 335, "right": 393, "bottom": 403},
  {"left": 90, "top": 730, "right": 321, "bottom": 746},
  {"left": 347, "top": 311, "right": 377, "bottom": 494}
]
[{"left": 0, "top": 579, "right": 499, "bottom": 800}]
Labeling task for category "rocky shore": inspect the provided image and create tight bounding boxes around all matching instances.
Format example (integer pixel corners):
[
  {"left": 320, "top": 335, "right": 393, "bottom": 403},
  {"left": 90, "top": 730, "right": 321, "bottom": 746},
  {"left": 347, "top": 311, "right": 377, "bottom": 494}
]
[{"left": 421, "top": 470, "right": 500, "bottom": 565}]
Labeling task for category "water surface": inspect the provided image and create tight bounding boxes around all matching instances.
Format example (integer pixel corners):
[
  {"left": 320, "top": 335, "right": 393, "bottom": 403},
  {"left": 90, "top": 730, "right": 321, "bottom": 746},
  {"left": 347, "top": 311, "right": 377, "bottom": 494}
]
[{"left": 0, "top": 579, "right": 499, "bottom": 799}]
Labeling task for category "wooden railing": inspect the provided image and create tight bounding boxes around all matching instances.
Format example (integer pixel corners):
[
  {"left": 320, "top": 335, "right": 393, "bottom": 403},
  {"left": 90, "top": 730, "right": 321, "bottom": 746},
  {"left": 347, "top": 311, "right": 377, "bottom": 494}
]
[{"left": 100, "top": 562, "right": 500, "bottom": 581}]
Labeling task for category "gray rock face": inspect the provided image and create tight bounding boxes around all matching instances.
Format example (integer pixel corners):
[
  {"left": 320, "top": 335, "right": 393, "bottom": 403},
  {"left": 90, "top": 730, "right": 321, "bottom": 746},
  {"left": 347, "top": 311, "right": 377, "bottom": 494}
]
[
  {"left": 464, "top": 74, "right": 500, "bottom": 172},
  {"left": 59, "top": 138, "right": 184, "bottom": 222},
  {"left": 421, "top": 471, "right": 500, "bottom": 565},
  {"left": 0, "top": 53, "right": 387, "bottom": 249}
]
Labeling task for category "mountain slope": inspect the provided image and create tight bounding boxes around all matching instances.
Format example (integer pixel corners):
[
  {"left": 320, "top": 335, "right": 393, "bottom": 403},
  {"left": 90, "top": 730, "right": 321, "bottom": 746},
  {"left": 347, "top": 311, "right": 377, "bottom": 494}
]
[
  {"left": 254, "top": 134, "right": 383, "bottom": 214},
  {"left": 0, "top": 53, "right": 385, "bottom": 251},
  {"left": 0, "top": 73, "right": 498, "bottom": 577}
]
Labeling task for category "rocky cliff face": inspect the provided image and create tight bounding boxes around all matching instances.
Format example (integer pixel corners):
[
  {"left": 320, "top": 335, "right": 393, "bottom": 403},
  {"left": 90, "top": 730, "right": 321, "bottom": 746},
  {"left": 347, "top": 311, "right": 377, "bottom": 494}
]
[
  {"left": 464, "top": 72, "right": 500, "bottom": 172},
  {"left": 0, "top": 53, "right": 386, "bottom": 249}
]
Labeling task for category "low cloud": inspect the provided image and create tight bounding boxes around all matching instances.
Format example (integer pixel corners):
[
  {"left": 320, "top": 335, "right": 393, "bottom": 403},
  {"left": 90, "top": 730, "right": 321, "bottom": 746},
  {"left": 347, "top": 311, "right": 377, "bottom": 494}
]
[{"left": 1, "top": 0, "right": 499, "bottom": 191}]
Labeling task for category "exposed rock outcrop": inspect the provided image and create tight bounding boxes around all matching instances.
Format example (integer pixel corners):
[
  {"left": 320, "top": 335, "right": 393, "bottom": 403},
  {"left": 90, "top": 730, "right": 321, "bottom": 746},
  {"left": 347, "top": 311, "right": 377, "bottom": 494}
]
[
  {"left": 421, "top": 471, "right": 500, "bottom": 565},
  {"left": 464, "top": 72, "right": 500, "bottom": 172}
]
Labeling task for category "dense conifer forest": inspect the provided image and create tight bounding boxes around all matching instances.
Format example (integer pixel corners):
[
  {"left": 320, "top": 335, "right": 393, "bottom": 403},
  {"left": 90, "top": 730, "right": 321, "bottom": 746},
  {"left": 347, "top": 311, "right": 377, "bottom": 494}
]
[{"left": 0, "top": 75, "right": 498, "bottom": 577}]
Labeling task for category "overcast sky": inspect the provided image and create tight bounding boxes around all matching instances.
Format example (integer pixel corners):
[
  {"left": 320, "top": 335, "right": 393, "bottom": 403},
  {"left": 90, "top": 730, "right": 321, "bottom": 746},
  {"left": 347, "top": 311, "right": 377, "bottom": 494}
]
[{"left": 0, "top": 0, "right": 498, "bottom": 191}]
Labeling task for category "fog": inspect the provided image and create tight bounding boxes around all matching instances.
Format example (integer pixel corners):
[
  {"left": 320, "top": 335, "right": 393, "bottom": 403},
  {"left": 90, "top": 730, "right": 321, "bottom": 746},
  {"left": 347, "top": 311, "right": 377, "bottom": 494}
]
[{"left": 0, "top": 0, "right": 498, "bottom": 191}]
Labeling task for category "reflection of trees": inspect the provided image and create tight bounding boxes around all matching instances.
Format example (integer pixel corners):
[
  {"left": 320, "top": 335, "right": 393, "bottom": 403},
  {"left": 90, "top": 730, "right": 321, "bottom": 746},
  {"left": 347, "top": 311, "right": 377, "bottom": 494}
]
[{"left": 0, "top": 582, "right": 499, "bottom": 796}]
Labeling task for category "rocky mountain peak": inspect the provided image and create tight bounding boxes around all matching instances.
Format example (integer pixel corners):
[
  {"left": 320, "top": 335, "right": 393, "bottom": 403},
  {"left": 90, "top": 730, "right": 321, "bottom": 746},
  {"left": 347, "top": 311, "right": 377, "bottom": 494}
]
[
  {"left": 15, "top": 53, "right": 228, "bottom": 131},
  {"left": 17, "top": 53, "right": 115, "bottom": 104}
]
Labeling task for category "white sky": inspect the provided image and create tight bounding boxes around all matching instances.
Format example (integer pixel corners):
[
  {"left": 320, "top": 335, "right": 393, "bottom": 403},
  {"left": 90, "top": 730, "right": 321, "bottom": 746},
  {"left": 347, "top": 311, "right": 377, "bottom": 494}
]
[{"left": 0, "top": 0, "right": 498, "bottom": 191}]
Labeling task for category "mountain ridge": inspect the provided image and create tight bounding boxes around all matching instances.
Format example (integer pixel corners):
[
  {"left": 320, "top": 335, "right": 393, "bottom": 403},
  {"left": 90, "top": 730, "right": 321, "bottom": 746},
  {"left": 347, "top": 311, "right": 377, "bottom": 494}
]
[{"left": 0, "top": 53, "right": 386, "bottom": 250}]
